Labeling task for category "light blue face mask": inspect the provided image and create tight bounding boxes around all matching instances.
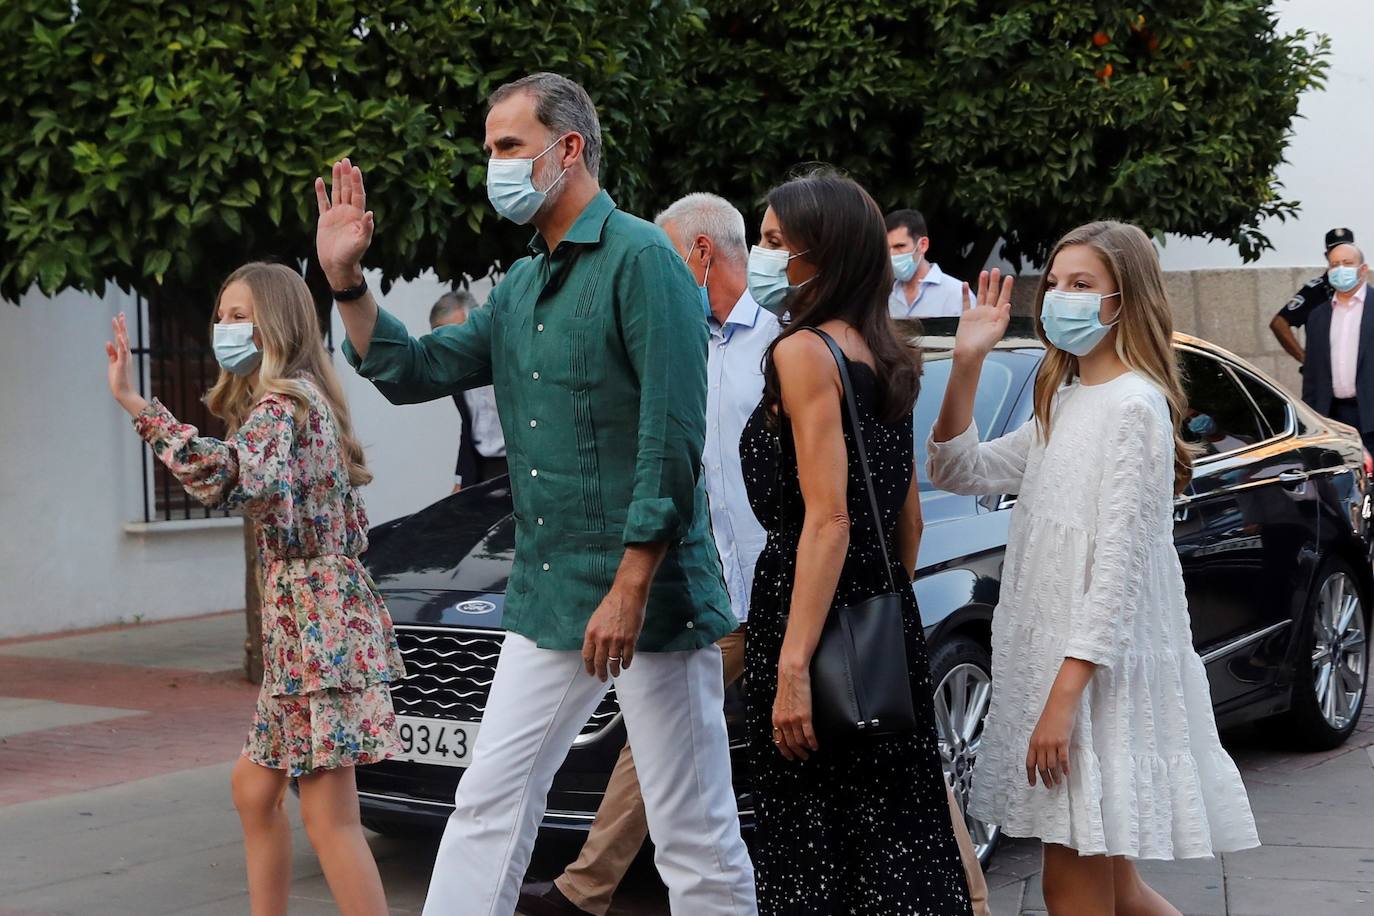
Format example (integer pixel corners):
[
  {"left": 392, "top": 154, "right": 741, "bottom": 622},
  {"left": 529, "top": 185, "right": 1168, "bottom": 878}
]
[
  {"left": 485, "top": 136, "right": 569, "bottom": 225},
  {"left": 1329, "top": 265, "right": 1362, "bottom": 293},
  {"left": 891, "top": 251, "right": 920, "bottom": 283},
  {"left": 1040, "top": 289, "right": 1122, "bottom": 356},
  {"left": 1187, "top": 413, "right": 1218, "bottom": 438},
  {"left": 213, "top": 322, "right": 262, "bottom": 376},
  {"left": 748, "top": 245, "right": 810, "bottom": 316},
  {"left": 693, "top": 254, "right": 713, "bottom": 317}
]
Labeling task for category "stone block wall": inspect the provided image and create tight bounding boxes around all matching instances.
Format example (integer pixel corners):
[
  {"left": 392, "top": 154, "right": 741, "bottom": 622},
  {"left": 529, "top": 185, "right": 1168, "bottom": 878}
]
[{"left": 1006, "top": 266, "right": 1322, "bottom": 398}]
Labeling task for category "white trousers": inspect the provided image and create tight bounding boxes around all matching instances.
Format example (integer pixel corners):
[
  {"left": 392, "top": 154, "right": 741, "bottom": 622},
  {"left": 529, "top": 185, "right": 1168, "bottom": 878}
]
[{"left": 421, "top": 632, "right": 757, "bottom": 916}]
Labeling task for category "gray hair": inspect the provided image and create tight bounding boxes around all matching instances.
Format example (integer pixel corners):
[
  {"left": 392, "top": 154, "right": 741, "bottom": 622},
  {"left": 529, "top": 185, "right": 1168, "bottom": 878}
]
[
  {"left": 654, "top": 193, "right": 748, "bottom": 264},
  {"left": 488, "top": 72, "right": 603, "bottom": 178},
  {"left": 429, "top": 289, "right": 478, "bottom": 328}
]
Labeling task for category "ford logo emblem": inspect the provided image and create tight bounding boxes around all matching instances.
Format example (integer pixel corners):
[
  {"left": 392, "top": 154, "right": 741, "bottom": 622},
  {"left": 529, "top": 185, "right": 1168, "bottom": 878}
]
[{"left": 454, "top": 599, "right": 497, "bottom": 616}]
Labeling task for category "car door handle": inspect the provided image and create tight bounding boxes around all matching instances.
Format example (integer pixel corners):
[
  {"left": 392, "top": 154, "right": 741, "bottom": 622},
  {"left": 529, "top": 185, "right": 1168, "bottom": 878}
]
[{"left": 1277, "top": 470, "right": 1309, "bottom": 486}]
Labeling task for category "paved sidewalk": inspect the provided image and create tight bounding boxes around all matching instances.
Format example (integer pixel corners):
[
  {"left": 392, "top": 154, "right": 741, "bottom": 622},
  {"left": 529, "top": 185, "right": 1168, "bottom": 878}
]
[{"left": 1, "top": 613, "right": 1371, "bottom": 914}]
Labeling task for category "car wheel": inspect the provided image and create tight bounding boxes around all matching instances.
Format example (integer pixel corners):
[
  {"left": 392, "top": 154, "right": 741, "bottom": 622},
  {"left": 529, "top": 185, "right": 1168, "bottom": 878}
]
[
  {"left": 1282, "top": 559, "right": 1369, "bottom": 750},
  {"left": 929, "top": 634, "right": 1000, "bottom": 866}
]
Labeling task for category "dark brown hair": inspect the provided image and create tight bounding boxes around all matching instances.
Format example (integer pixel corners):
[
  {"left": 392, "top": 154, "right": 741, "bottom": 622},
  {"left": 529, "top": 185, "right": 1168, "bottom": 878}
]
[{"left": 762, "top": 169, "right": 921, "bottom": 424}]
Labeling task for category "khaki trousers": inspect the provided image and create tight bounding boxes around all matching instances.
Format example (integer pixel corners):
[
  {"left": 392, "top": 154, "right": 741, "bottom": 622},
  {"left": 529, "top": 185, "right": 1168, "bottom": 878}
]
[{"left": 555, "top": 627, "right": 991, "bottom": 916}]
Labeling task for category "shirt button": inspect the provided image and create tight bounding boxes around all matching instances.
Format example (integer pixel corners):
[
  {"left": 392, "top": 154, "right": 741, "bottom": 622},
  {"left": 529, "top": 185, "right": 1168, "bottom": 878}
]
[
  {"left": 542, "top": 563, "right": 551, "bottom": 571},
  {"left": 537, "top": 517, "right": 544, "bottom": 526},
  {"left": 532, "top": 371, "right": 540, "bottom": 380},
  {"left": 686, "top": 621, "right": 695, "bottom": 629},
  {"left": 530, "top": 419, "right": 537, "bottom": 428},
  {"left": 537, "top": 323, "right": 545, "bottom": 332},
  {"left": 531, "top": 469, "right": 538, "bottom": 477}
]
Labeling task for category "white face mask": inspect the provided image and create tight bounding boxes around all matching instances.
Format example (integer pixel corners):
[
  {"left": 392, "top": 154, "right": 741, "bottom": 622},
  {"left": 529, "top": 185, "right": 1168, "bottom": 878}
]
[{"left": 485, "top": 136, "right": 569, "bottom": 225}]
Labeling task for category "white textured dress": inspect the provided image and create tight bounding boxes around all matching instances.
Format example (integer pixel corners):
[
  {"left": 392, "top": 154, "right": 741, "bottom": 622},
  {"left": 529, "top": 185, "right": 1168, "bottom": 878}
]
[{"left": 927, "top": 371, "right": 1259, "bottom": 859}]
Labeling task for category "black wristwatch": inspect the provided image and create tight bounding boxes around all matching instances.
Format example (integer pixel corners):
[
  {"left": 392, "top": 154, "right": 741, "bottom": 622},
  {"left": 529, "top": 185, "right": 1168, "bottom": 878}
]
[{"left": 331, "top": 276, "right": 368, "bottom": 302}]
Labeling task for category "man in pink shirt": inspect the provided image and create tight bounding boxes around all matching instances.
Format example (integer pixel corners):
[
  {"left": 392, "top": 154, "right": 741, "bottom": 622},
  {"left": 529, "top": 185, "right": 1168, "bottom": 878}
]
[{"left": 1301, "top": 242, "right": 1374, "bottom": 452}]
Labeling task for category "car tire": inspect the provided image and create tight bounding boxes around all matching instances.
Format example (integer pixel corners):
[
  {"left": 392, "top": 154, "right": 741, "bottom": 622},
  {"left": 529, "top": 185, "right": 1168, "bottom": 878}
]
[
  {"left": 1279, "top": 558, "right": 1370, "bottom": 750},
  {"left": 928, "top": 633, "right": 1001, "bottom": 867}
]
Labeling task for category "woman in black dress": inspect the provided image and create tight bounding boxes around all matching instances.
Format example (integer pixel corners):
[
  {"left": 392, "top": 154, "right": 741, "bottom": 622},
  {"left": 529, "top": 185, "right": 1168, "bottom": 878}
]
[{"left": 740, "top": 170, "right": 972, "bottom": 915}]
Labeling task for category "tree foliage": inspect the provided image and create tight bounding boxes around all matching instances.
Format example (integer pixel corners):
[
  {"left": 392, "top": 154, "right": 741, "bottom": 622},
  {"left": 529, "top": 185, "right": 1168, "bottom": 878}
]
[
  {"left": 1, "top": 0, "right": 1328, "bottom": 310},
  {"left": 0, "top": 0, "right": 696, "bottom": 309},
  {"left": 660, "top": 0, "right": 1330, "bottom": 277}
]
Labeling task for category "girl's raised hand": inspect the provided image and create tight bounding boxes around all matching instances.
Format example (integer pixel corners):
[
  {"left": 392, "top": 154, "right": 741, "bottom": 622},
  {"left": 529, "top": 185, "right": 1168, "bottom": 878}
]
[
  {"left": 952, "top": 269, "right": 1015, "bottom": 362},
  {"left": 105, "top": 312, "right": 148, "bottom": 417}
]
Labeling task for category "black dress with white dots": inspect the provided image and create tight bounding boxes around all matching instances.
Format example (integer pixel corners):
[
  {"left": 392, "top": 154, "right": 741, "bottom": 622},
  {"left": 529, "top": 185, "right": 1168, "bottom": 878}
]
[{"left": 739, "top": 359, "right": 972, "bottom": 916}]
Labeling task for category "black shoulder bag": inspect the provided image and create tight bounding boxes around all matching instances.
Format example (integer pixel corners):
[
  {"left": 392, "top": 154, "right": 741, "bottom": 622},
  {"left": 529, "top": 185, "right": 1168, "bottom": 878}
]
[{"left": 802, "top": 328, "right": 918, "bottom": 741}]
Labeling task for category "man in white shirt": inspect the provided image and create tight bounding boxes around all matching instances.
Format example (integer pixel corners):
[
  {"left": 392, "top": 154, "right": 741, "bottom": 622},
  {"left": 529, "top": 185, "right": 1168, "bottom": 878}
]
[
  {"left": 429, "top": 291, "right": 508, "bottom": 492},
  {"left": 886, "top": 208, "right": 967, "bottom": 319},
  {"left": 520, "top": 194, "right": 992, "bottom": 916}
]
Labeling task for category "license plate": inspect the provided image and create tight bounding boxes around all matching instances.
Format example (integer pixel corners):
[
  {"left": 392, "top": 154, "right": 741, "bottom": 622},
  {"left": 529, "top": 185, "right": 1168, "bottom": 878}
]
[{"left": 395, "top": 716, "right": 479, "bottom": 768}]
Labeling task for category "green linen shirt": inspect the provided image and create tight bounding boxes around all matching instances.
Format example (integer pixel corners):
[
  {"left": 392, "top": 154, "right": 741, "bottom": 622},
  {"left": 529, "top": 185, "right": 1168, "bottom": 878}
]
[{"left": 343, "top": 191, "right": 736, "bottom": 652}]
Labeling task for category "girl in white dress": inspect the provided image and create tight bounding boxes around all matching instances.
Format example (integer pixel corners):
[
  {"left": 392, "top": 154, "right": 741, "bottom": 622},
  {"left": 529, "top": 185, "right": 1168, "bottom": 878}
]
[{"left": 927, "top": 221, "right": 1258, "bottom": 914}]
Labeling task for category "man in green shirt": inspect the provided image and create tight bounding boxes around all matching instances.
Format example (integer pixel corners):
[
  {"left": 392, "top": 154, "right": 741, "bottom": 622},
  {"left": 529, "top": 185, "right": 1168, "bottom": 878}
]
[{"left": 314, "top": 72, "right": 755, "bottom": 916}]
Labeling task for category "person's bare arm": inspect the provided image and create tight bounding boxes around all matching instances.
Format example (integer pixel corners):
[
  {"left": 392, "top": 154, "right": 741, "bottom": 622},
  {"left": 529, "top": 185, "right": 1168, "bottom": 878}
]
[
  {"left": 770, "top": 332, "right": 852, "bottom": 760},
  {"left": 896, "top": 464, "right": 923, "bottom": 581},
  {"left": 932, "top": 270, "right": 1013, "bottom": 444},
  {"left": 1269, "top": 314, "right": 1306, "bottom": 364}
]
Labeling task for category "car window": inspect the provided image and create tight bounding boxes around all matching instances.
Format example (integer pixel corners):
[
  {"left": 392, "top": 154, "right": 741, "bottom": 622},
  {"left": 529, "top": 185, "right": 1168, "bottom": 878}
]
[
  {"left": 1178, "top": 350, "right": 1266, "bottom": 458},
  {"left": 913, "top": 356, "right": 1018, "bottom": 491},
  {"left": 1233, "top": 368, "right": 1291, "bottom": 437}
]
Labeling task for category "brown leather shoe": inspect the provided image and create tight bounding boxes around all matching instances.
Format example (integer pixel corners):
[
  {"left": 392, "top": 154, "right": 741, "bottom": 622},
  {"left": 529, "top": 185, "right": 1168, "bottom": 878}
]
[{"left": 516, "top": 881, "right": 596, "bottom": 916}]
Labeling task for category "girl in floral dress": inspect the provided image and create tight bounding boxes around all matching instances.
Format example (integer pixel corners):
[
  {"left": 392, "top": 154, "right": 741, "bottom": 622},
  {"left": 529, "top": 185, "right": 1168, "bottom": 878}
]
[{"left": 105, "top": 261, "right": 406, "bottom": 916}]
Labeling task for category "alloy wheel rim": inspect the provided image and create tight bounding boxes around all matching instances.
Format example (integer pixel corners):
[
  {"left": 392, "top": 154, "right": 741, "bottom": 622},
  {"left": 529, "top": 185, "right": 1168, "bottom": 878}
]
[
  {"left": 934, "top": 661, "right": 999, "bottom": 858},
  {"left": 1312, "top": 572, "right": 1368, "bottom": 730}
]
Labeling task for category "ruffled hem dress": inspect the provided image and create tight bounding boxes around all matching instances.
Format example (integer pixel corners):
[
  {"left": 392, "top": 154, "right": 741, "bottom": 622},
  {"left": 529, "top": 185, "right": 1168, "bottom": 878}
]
[
  {"left": 134, "top": 381, "right": 406, "bottom": 777},
  {"left": 927, "top": 372, "right": 1259, "bottom": 859}
]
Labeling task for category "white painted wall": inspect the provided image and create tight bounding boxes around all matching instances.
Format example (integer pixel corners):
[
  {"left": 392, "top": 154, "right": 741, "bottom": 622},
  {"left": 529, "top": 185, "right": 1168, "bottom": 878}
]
[
  {"left": 1158, "top": 0, "right": 1373, "bottom": 271},
  {"left": 0, "top": 272, "right": 489, "bottom": 638}
]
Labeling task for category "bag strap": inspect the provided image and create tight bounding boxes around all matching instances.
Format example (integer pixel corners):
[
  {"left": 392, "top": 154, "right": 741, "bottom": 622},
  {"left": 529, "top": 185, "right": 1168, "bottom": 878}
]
[{"left": 802, "top": 328, "right": 900, "bottom": 595}]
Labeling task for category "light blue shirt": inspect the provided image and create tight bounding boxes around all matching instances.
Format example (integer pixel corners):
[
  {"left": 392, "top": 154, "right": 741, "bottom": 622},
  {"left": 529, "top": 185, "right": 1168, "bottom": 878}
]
[
  {"left": 888, "top": 261, "right": 966, "bottom": 318},
  {"left": 705, "top": 291, "right": 778, "bottom": 623}
]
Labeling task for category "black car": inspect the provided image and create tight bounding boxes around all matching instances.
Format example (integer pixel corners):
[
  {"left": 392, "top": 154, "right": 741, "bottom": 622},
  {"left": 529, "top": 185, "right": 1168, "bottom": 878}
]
[{"left": 353, "top": 330, "right": 1373, "bottom": 866}]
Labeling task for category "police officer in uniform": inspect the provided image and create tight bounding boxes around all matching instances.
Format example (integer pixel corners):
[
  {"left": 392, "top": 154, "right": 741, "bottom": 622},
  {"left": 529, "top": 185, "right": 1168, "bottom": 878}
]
[{"left": 1269, "top": 227, "right": 1357, "bottom": 366}]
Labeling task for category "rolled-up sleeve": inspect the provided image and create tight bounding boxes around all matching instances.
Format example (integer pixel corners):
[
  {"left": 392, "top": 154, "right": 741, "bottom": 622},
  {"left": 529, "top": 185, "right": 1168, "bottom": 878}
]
[
  {"left": 618, "top": 244, "right": 708, "bottom": 544},
  {"left": 342, "top": 296, "right": 496, "bottom": 405}
]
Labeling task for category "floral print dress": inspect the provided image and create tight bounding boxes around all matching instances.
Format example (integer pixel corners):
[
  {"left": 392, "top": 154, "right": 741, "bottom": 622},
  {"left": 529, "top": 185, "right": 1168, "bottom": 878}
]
[{"left": 134, "top": 379, "right": 406, "bottom": 776}]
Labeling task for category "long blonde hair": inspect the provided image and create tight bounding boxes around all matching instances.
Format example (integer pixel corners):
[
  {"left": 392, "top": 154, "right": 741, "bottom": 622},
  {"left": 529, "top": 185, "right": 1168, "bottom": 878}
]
[
  {"left": 1032, "top": 221, "right": 1194, "bottom": 493},
  {"left": 204, "top": 262, "right": 373, "bottom": 487}
]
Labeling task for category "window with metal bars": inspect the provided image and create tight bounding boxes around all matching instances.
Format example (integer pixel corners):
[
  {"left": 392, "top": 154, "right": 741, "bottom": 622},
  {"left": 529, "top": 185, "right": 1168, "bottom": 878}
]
[{"left": 129, "top": 294, "right": 332, "bottom": 523}]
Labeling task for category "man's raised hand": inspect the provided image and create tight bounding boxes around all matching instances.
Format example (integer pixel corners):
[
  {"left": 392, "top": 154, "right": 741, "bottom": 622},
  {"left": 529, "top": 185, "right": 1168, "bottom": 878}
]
[{"left": 315, "top": 158, "right": 374, "bottom": 289}]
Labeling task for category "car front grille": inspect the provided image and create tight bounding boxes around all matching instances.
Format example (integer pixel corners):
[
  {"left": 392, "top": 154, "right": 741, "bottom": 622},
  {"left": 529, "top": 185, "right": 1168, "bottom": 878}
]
[{"left": 391, "top": 625, "right": 621, "bottom": 740}]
